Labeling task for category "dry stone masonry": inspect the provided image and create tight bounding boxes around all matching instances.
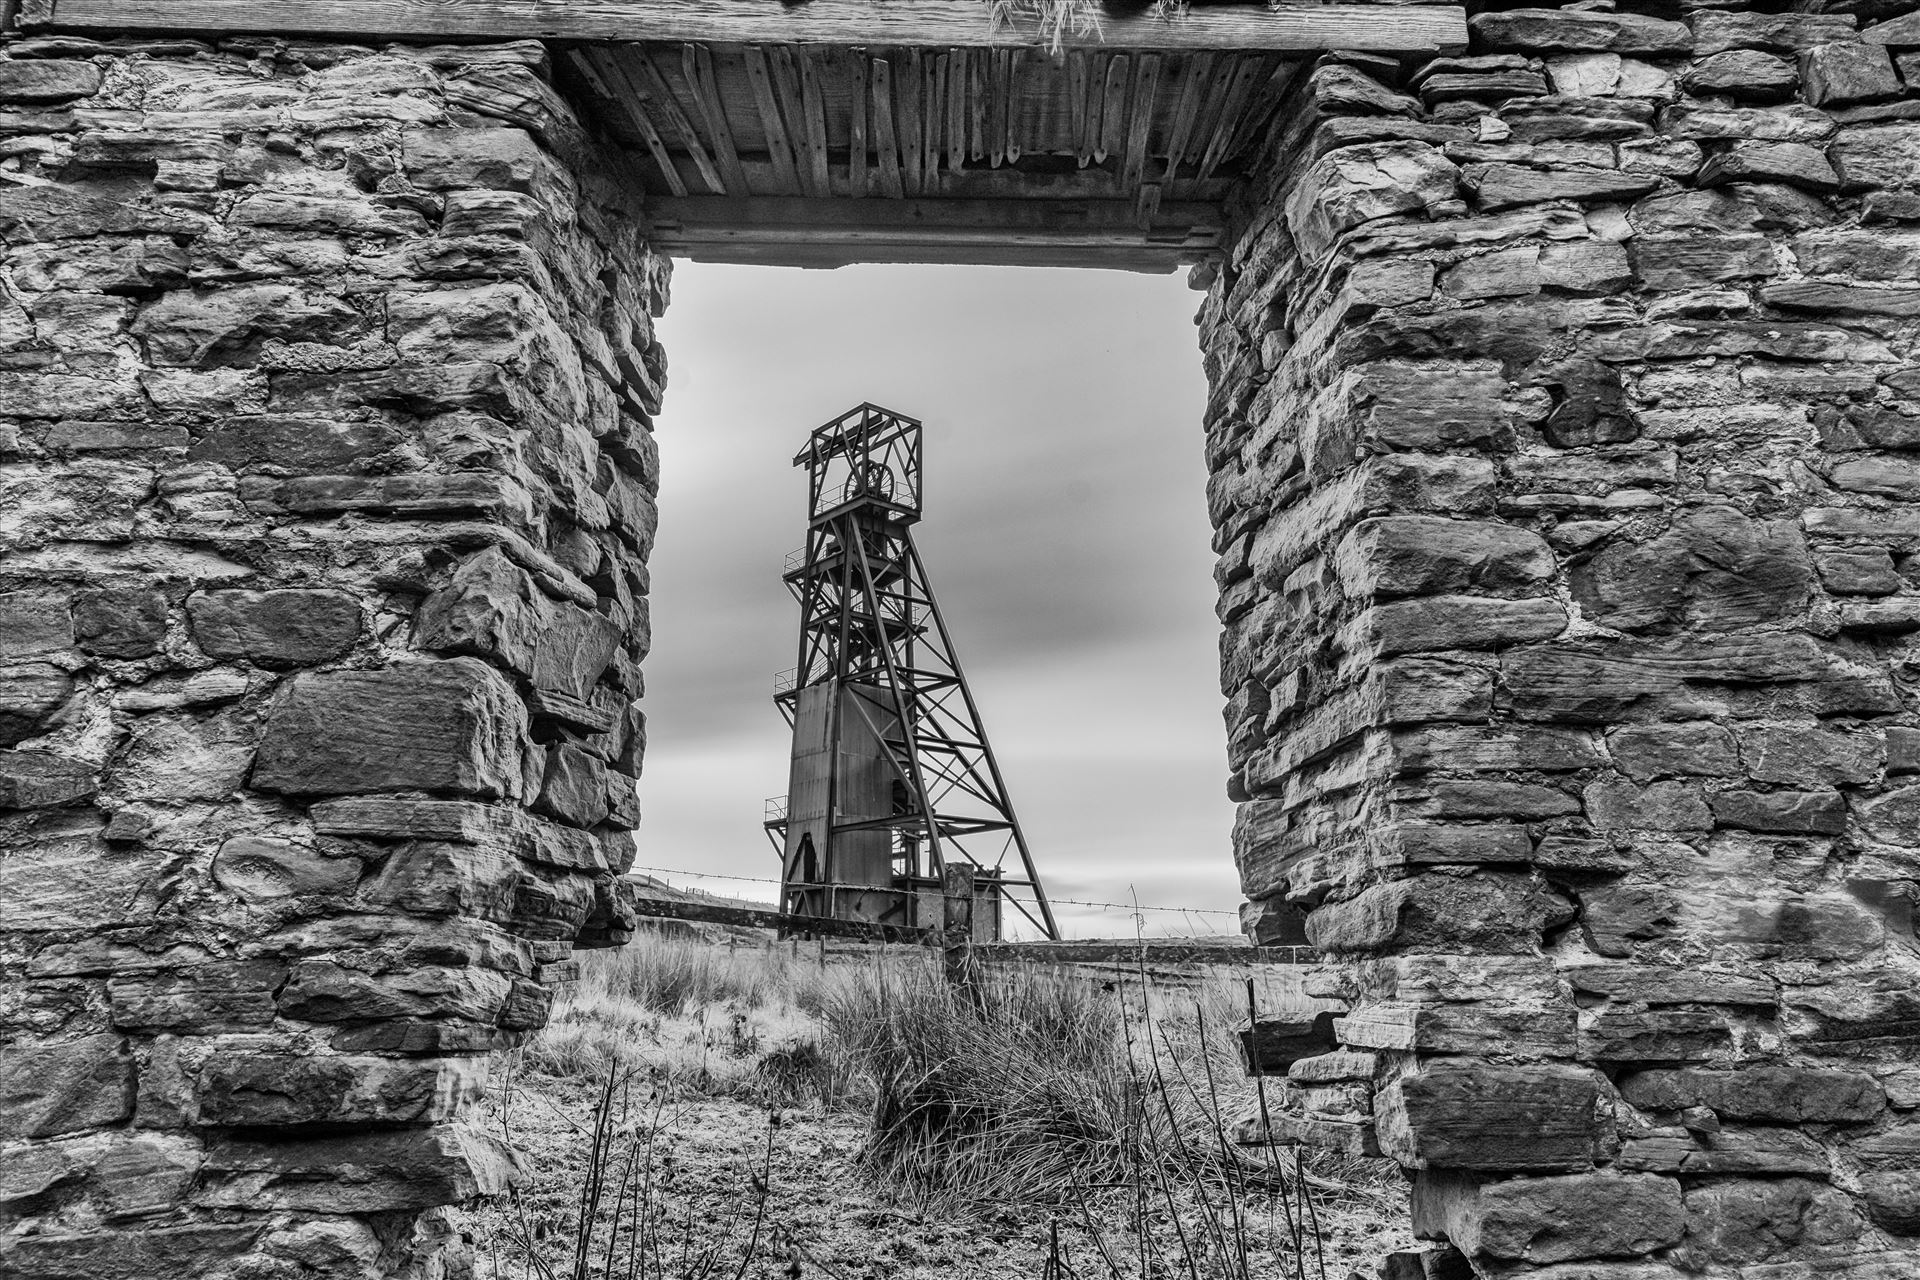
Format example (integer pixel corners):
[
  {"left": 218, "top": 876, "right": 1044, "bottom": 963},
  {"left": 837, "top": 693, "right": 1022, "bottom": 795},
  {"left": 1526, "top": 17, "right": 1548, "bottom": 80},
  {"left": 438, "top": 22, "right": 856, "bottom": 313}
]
[
  {"left": 6, "top": 1, "right": 1920, "bottom": 1278},
  {"left": 1206, "top": 4, "right": 1920, "bottom": 1276},
  {"left": 0, "top": 33, "right": 663, "bottom": 1278}
]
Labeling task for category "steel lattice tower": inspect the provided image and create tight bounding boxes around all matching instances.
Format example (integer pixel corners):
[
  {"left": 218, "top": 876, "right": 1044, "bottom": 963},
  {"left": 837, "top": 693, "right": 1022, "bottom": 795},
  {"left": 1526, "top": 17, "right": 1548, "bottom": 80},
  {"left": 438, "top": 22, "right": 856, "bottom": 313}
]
[{"left": 765, "top": 403, "right": 1059, "bottom": 941}]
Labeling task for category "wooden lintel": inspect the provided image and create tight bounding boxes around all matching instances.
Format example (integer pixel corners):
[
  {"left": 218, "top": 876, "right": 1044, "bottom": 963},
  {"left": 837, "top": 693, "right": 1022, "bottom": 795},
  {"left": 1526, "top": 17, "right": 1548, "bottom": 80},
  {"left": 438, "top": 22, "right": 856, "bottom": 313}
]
[
  {"left": 646, "top": 195, "right": 1222, "bottom": 271},
  {"left": 31, "top": 0, "right": 1470, "bottom": 56}
]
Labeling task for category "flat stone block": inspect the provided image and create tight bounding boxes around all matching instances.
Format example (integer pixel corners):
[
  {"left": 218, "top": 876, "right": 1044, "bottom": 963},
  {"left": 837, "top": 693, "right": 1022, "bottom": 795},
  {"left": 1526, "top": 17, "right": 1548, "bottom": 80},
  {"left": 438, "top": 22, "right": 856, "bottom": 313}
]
[
  {"left": 0, "top": 1033, "right": 134, "bottom": 1139},
  {"left": 1413, "top": 1169, "right": 1684, "bottom": 1263},
  {"left": 310, "top": 795, "right": 619, "bottom": 872},
  {"left": 1378, "top": 1061, "right": 1608, "bottom": 1172},
  {"left": 275, "top": 959, "right": 513, "bottom": 1024},
  {"left": 1232, "top": 1110, "right": 1381, "bottom": 1158},
  {"left": 1559, "top": 963, "right": 1775, "bottom": 1008},
  {"left": 108, "top": 960, "right": 284, "bottom": 1032},
  {"left": 1616, "top": 1125, "right": 1831, "bottom": 1176},
  {"left": 414, "top": 546, "right": 622, "bottom": 702},
  {"left": 186, "top": 588, "right": 362, "bottom": 668},
  {"left": 1679, "top": 1177, "right": 1862, "bottom": 1266},
  {"left": 1307, "top": 874, "right": 1575, "bottom": 956},
  {"left": 197, "top": 1123, "right": 520, "bottom": 1212},
  {"left": 0, "top": 60, "right": 103, "bottom": 103},
  {"left": 1622, "top": 1065, "right": 1885, "bottom": 1123},
  {"left": 1580, "top": 1010, "right": 1730, "bottom": 1063},
  {"left": 0, "top": 1226, "right": 262, "bottom": 1280},
  {"left": 196, "top": 1052, "right": 482, "bottom": 1127},
  {"left": 1336, "top": 1001, "right": 1576, "bottom": 1057},
  {"left": 0, "top": 750, "right": 98, "bottom": 809},
  {"left": 251, "top": 658, "right": 526, "bottom": 799}
]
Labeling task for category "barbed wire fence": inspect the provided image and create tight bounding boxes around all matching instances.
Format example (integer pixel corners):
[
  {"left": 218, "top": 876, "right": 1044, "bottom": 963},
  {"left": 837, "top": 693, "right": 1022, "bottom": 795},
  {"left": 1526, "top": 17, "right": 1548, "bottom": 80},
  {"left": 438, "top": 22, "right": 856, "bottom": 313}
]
[{"left": 624, "top": 861, "right": 1244, "bottom": 938}]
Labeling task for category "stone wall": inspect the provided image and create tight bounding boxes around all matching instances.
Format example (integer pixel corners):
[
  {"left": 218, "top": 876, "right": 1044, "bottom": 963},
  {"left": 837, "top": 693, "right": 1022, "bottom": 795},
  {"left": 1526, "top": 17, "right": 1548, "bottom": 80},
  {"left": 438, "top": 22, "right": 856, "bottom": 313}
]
[
  {"left": 0, "top": 34, "right": 662, "bottom": 1277},
  {"left": 1206, "top": 5, "right": 1920, "bottom": 1276}
]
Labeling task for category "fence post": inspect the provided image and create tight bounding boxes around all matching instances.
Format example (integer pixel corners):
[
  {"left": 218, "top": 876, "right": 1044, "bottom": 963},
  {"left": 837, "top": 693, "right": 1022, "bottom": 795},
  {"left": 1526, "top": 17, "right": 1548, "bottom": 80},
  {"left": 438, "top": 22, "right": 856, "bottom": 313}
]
[{"left": 942, "top": 862, "right": 980, "bottom": 1001}]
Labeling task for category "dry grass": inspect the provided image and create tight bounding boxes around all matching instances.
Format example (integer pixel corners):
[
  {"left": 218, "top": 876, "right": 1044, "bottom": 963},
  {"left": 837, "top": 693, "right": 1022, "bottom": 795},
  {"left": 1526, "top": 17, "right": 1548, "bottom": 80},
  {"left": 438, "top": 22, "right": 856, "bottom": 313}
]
[
  {"left": 517, "top": 932, "right": 858, "bottom": 1102},
  {"left": 485, "top": 934, "right": 1406, "bottom": 1280}
]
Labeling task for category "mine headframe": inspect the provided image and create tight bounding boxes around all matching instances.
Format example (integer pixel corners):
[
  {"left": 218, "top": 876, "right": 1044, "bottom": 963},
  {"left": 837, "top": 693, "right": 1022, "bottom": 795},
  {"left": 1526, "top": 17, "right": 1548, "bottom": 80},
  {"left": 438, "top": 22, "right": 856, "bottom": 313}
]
[{"left": 765, "top": 402, "right": 1059, "bottom": 942}]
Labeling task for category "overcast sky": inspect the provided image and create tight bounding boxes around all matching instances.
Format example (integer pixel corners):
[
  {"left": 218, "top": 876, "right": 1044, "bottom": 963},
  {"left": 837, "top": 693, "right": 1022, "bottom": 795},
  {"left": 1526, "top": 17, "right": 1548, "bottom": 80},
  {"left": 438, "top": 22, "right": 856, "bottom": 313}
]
[{"left": 637, "top": 262, "right": 1235, "bottom": 938}]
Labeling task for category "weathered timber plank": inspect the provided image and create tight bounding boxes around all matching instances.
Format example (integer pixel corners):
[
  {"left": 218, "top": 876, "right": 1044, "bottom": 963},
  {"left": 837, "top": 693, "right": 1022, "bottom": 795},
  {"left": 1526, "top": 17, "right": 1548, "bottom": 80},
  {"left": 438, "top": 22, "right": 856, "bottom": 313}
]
[
  {"left": 1135, "top": 181, "right": 1162, "bottom": 232},
  {"left": 627, "top": 894, "right": 936, "bottom": 944},
  {"left": 1068, "top": 49, "right": 1090, "bottom": 166},
  {"left": 627, "top": 46, "right": 725, "bottom": 194},
  {"left": 1196, "top": 54, "right": 1263, "bottom": 181},
  {"left": 572, "top": 47, "right": 689, "bottom": 195},
  {"left": 1120, "top": 52, "right": 1160, "bottom": 192},
  {"left": 847, "top": 51, "right": 869, "bottom": 196},
  {"left": 676, "top": 156, "right": 1232, "bottom": 202},
  {"left": 945, "top": 48, "right": 966, "bottom": 173},
  {"left": 925, "top": 52, "right": 945, "bottom": 183},
  {"left": 684, "top": 43, "right": 749, "bottom": 194},
  {"left": 1223, "top": 55, "right": 1295, "bottom": 165},
  {"left": 652, "top": 241, "right": 1191, "bottom": 271},
  {"left": 648, "top": 194, "right": 1222, "bottom": 236},
  {"left": 899, "top": 47, "right": 924, "bottom": 194},
  {"left": 768, "top": 46, "right": 821, "bottom": 197},
  {"left": 1098, "top": 53, "right": 1129, "bottom": 164},
  {"left": 1159, "top": 51, "right": 1207, "bottom": 172},
  {"left": 742, "top": 44, "right": 803, "bottom": 193},
  {"left": 869, "top": 56, "right": 905, "bottom": 198},
  {"left": 986, "top": 47, "right": 1008, "bottom": 168},
  {"left": 968, "top": 46, "right": 989, "bottom": 162},
  {"left": 795, "top": 47, "right": 832, "bottom": 197},
  {"left": 35, "top": 0, "right": 1470, "bottom": 54},
  {"left": 1003, "top": 49, "right": 1025, "bottom": 164}
]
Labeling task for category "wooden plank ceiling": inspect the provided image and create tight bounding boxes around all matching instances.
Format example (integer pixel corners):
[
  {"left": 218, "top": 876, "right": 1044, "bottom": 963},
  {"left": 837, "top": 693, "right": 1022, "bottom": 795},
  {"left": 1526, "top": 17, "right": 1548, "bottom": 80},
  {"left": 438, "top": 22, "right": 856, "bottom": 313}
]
[{"left": 564, "top": 42, "right": 1295, "bottom": 271}]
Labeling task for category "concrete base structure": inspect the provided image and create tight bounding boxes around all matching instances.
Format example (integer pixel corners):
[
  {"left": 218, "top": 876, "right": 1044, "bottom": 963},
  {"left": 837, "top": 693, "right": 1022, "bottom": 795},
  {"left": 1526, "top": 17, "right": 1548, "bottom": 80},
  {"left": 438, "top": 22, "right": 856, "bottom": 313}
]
[{"left": 0, "top": 3, "right": 1917, "bottom": 1277}]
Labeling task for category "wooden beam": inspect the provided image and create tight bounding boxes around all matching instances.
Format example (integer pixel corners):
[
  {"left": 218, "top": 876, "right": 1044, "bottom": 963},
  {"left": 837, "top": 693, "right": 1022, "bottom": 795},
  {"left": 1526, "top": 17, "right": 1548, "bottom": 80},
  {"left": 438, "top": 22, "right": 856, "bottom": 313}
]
[
  {"left": 985, "top": 47, "right": 1007, "bottom": 169},
  {"left": 847, "top": 52, "right": 869, "bottom": 197},
  {"left": 967, "top": 47, "right": 988, "bottom": 163},
  {"left": 945, "top": 48, "right": 966, "bottom": 174},
  {"left": 684, "top": 43, "right": 750, "bottom": 196},
  {"left": 1003, "top": 49, "right": 1025, "bottom": 165},
  {"left": 650, "top": 240, "right": 1193, "bottom": 272},
  {"left": 869, "top": 56, "right": 904, "bottom": 199},
  {"left": 1159, "top": 50, "right": 1212, "bottom": 177},
  {"left": 1069, "top": 50, "right": 1091, "bottom": 168},
  {"left": 1197, "top": 54, "right": 1266, "bottom": 182},
  {"left": 569, "top": 47, "right": 688, "bottom": 196},
  {"left": 924, "top": 52, "right": 944, "bottom": 188},
  {"left": 1097, "top": 52, "right": 1129, "bottom": 165},
  {"left": 33, "top": 0, "right": 1471, "bottom": 55},
  {"left": 626, "top": 46, "right": 725, "bottom": 195},
  {"left": 768, "top": 45, "right": 822, "bottom": 197},
  {"left": 646, "top": 194, "right": 1222, "bottom": 270},
  {"left": 1120, "top": 52, "right": 1159, "bottom": 192},
  {"left": 795, "top": 47, "right": 832, "bottom": 197},
  {"left": 742, "top": 44, "right": 802, "bottom": 193},
  {"left": 898, "top": 47, "right": 924, "bottom": 195}
]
